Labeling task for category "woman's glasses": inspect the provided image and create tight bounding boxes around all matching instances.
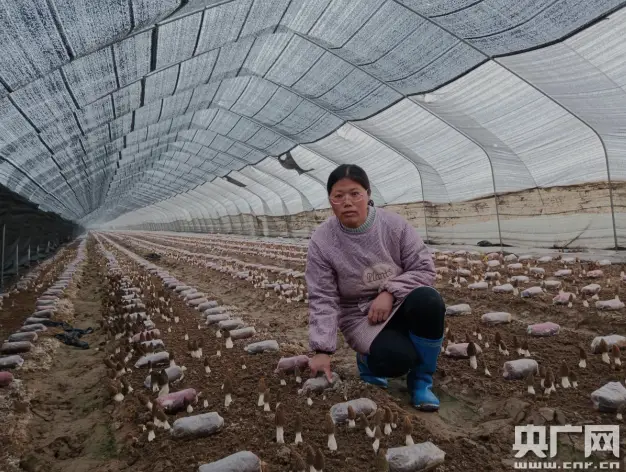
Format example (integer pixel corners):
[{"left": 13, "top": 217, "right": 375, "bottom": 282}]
[{"left": 329, "top": 191, "right": 365, "bottom": 205}]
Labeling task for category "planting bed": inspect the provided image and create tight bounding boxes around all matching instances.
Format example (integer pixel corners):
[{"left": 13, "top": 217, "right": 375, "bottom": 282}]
[{"left": 2, "top": 231, "right": 626, "bottom": 471}]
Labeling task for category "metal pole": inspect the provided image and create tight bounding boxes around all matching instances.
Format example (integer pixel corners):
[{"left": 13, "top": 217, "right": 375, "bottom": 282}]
[{"left": 0, "top": 224, "right": 5, "bottom": 291}]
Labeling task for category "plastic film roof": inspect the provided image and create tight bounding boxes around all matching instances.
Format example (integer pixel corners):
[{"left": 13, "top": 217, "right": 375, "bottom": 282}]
[{"left": 0, "top": 0, "right": 625, "bottom": 247}]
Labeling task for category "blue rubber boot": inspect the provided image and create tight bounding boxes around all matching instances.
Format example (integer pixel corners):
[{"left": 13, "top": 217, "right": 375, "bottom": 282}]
[
  {"left": 407, "top": 334, "right": 443, "bottom": 411},
  {"left": 356, "top": 353, "right": 388, "bottom": 388}
]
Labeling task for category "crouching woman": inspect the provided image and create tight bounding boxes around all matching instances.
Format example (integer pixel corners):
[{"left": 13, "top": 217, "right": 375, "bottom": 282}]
[{"left": 306, "top": 164, "right": 445, "bottom": 411}]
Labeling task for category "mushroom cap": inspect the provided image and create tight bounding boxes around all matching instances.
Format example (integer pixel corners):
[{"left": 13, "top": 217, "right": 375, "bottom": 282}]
[
  {"left": 599, "top": 339, "right": 609, "bottom": 353},
  {"left": 223, "top": 377, "right": 233, "bottom": 393},
  {"left": 292, "top": 450, "right": 306, "bottom": 470},
  {"left": 374, "top": 448, "right": 389, "bottom": 471},
  {"left": 275, "top": 404, "right": 286, "bottom": 427},
  {"left": 305, "top": 445, "right": 315, "bottom": 465},
  {"left": 324, "top": 413, "right": 335, "bottom": 434},
  {"left": 612, "top": 344, "right": 621, "bottom": 357},
  {"left": 467, "top": 341, "right": 477, "bottom": 357},
  {"left": 559, "top": 362, "right": 569, "bottom": 377},
  {"left": 383, "top": 406, "right": 393, "bottom": 423},
  {"left": 347, "top": 405, "right": 356, "bottom": 420},
  {"left": 579, "top": 346, "right": 587, "bottom": 359},
  {"left": 259, "top": 377, "right": 266, "bottom": 393},
  {"left": 374, "top": 425, "right": 383, "bottom": 440},
  {"left": 358, "top": 412, "right": 369, "bottom": 428},
  {"left": 314, "top": 448, "right": 325, "bottom": 470},
  {"left": 402, "top": 416, "right": 413, "bottom": 435},
  {"left": 294, "top": 414, "right": 302, "bottom": 432},
  {"left": 525, "top": 371, "right": 534, "bottom": 385}
]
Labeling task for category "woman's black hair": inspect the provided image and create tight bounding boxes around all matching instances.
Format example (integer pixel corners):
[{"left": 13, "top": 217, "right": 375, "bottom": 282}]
[{"left": 327, "top": 164, "right": 374, "bottom": 206}]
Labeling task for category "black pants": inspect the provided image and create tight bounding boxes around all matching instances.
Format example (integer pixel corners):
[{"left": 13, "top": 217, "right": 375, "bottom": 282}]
[{"left": 367, "top": 286, "right": 445, "bottom": 378}]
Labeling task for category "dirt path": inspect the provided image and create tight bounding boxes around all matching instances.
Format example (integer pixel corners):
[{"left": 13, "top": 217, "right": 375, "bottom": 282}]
[{"left": 11, "top": 239, "right": 126, "bottom": 472}]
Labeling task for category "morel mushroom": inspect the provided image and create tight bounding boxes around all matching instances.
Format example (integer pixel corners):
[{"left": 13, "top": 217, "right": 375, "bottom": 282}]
[
  {"left": 373, "top": 426, "right": 383, "bottom": 454},
  {"left": 600, "top": 339, "right": 610, "bottom": 364},
  {"left": 560, "top": 362, "right": 571, "bottom": 389},
  {"left": 403, "top": 416, "right": 414, "bottom": 445},
  {"left": 526, "top": 371, "right": 535, "bottom": 395},
  {"left": 467, "top": 342, "right": 478, "bottom": 370},
  {"left": 224, "top": 377, "right": 233, "bottom": 408},
  {"left": 276, "top": 404, "right": 286, "bottom": 444},
  {"left": 294, "top": 414, "right": 303, "bottom": 445},
  {"left": 612, "top": 345, "right": 622, "bottom": 368},
  {"left": 258, "top": 377, "right": 267, "bottom": 407},
  {"left": 383, "top": 407, "right": 393, "bottom": 436},
  {"left": 360, "top": 412, "right": 375, "bottom": 438},
  {"left": 325, "top": 413, "right": 337, "bottom": 451},
  {"left": 579, "top": 347, "right": 587, "bottom": 369},
  {"left": 347, "top": 405, "right": 357, "bottom": 428}
]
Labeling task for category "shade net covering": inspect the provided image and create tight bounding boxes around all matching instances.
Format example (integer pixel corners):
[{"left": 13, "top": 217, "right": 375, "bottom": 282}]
[{"left": 1, "top": 0, "right": 626, "bottom": 249}]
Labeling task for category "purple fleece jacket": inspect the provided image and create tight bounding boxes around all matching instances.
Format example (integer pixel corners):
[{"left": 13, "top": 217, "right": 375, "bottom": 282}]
[{"left": 305, "top": 206, "right": 436, "bottom": 355}]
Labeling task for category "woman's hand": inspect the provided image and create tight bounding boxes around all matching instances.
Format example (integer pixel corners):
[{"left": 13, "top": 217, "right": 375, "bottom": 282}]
[
  {"left": 309, "top": 353, "right": 333, "bottom": 382},
  {"left": 368, "top": 291, "right": 394, "bottom": 324}
]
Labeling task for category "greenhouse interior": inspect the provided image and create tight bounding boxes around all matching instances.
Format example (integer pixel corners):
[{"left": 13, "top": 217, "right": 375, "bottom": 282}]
[{"left": 1, "top": 1, "right": 626, "bottom": 471}]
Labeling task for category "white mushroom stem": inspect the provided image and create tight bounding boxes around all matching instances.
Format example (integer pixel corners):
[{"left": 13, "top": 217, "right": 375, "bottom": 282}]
[
  {"left": 203, "top": 399, "right": 208, "bottom": 408},
  {"left": 372, "top": 438, "right": 380, "bottom": 454},
  {"left": 405, "top": 435, "right": 414, "bottom": 446},
  {"left": 348, "top": 419, "right": 356, "bottom": 428},
  {"left": 296, "top": 375, "right": 302, "bottom": 384},
  {"left": 205, "top": 365, "right": 211, "bottom": 374},
  {"left": 216, "top": 330, "right": 222, "bottom": 338},
  {"left": 174, "top": 316, "right": 179, "bottom": 323},
  {"left": 264, "top": 401, "right": 271, "bottom": 412},
  {"left": 517, "top": 348, "right": 524, "bottom": 356},
  {"left": 226, "top": 337, "right": 234, "bottom": 349},
  {"left": 602, "top": 352, "right": 611, "bottom": 364},
  {"left": 162, "top": 420, "right": 170, "bottom": 430},
  {"left": 524, "top": 349, "right": 531, "bottom": 357},
  {"left": 148, "top": 430, "right": 155, "bottom": 442},
  {"left": 572, "top": 381, "right": 578, "bottom": 389},
  {"left": 484, "top": 366, "right": 491, "bottom": 377},
  {"left": 616, "top": 358, "right": 622, "bottom": 367},
  {"left": 114, "top": 392, "right": 124, "bottom": 402},
  {"left": 307, "top": 397, "right": 313, "bottom": 406},
  {"left": 158, "top": 384, "right": 169, "bottom": 397},
  {"left": 477, "top": 333, "right": 482, "bottom": 341},
  {"left": 276, "top": 426, "right": 285, "bottom": 444},
  {"left": 366, "top": 427, "right": 375, "bottom": 438},
  {"left": 328, "top": 433, "right": 337, "bottom": 451},
  {"left": 225, "top": 393, "right": 232, "bottom": 407},
  {"left": 579, "top": 358, "right": 586, "bottom": 368},
  {"left": 544, "top": 387, "right": 551, "bottom": 396},
  {"left": 527, "top": 385, "right": 535, "bottom": 395},
  {"left": 258, "top": 393, "right": 265, "bottom": 407},
  {"left": 294, "top": 432, "right": 303, "bottom": 445},
  {"left": 216, "top": 350, "right": 221, "bottom": 357},
  {"left": 187, "top": 404, "right": 193, "bottom": 413},
  {"left": 469, "top": 355, "right": 477, "bottom": 370},
  {"left": 280, "top": 379, "right": 287, "bottom": 386},
  {"left": 384, "top": 423, "right": 392, "bottom": 436},
  {"left": 485, "top": 341, "right": 490, "bottom": 349},
  {"left": 561, "top": 377, "right": 571, "bottom": 389}
]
